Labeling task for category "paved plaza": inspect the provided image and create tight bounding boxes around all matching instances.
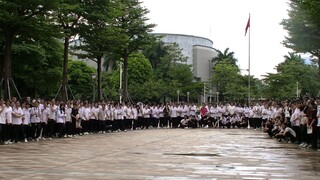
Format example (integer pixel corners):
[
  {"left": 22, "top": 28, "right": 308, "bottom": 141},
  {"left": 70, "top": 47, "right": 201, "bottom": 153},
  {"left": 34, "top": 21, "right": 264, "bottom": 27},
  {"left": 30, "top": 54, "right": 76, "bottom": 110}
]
[{"left": 0, "top": 129, "right": 319, "bottom": 179}]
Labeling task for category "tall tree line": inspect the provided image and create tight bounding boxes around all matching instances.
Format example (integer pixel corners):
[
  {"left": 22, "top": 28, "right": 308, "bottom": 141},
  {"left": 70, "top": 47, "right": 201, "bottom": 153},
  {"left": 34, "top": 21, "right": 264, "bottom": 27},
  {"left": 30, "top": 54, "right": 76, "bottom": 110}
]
[{"left": 0, "top": 0, "right": 155, "bottom": 101}]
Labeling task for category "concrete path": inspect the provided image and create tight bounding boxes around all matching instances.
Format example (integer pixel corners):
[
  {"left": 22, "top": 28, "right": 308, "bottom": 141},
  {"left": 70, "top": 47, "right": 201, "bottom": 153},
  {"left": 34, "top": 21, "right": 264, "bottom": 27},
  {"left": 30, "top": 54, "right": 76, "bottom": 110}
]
[{"left": 0, "top": 129, "right": 319, "bottom": 179}]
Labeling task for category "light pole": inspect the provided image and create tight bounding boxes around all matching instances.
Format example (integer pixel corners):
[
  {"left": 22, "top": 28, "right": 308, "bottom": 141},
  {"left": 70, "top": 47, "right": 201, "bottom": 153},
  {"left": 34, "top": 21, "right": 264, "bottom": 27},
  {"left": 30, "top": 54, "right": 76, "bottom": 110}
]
[
  {"left": 177, "top": 90, "right": 180, "bottom": 103},
  {"left": 216, "top": 91, "right": 219, "bottom": 103},
  {"left": 119, "top": 62, "right": 123, "bottom": 103},
  {"left": 209, "top": 90, "right": 212, "bottom": 103},
  {"left": 91, "top": 73, "right": 97, "bottom": 102},
  {"left": 187, "top": 91, "right": 190, "bottom": 102}
]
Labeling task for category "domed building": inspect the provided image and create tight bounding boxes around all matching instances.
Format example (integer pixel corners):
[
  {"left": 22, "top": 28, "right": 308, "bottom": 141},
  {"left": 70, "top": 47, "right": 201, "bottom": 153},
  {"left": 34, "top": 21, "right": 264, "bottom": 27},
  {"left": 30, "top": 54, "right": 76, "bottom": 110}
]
[{"left": 152, "top": 33, "right": 218, "bottom": 82}]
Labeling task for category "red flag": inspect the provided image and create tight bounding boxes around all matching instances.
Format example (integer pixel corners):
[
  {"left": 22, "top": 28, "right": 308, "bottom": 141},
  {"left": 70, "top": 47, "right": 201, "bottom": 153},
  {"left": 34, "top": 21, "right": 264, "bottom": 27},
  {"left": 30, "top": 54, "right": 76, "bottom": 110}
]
[{"left": 245, "top": 16, "right": 250, "bottom": 36}]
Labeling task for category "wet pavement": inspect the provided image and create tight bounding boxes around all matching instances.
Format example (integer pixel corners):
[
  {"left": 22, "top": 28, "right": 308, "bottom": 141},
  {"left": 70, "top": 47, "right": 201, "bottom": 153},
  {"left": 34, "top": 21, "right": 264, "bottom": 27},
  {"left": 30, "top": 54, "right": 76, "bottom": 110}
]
[{"left": 0, "top": 128, "right": 319, "bottom": 179}]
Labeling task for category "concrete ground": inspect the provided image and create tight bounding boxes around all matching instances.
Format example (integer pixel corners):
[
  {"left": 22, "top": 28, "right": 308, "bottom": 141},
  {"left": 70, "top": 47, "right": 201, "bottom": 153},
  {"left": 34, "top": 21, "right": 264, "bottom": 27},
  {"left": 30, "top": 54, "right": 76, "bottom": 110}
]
[{"left": 0, "top": 128, "right": 319, "bottom": 180}]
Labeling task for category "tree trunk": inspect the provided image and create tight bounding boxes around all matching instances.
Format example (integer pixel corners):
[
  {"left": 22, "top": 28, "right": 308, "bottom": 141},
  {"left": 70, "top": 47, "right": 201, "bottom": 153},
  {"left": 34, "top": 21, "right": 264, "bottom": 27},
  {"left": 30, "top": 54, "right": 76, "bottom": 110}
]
[
  {"left": 61, "top": 37, "right": 69, "bottom": 101},
  {"left": 2, "top": 31, "right": 14, "bottom": 100},
  {"left": 97, "top": 56, "right": 103, "bottom": 101},
  {"left": 318, "top": 56, "right": 320, "bottom": 85},
  {"left": 123, "top": 54, "right": 129, "bottom": 103}
]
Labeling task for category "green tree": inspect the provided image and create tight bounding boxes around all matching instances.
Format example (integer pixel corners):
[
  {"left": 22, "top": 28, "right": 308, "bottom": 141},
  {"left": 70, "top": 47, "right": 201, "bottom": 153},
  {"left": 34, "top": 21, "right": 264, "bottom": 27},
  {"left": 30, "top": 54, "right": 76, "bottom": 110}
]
[
  {"left": 107, "top": 53, "right": 153, "bottom": 102},
  {"left": 0, "top": 0, "right": 57, "bottom": 99},
  {"left": 68, "top": 60, "right": 95, "bottom": 100},
  {"left": 263, "top": 52, "right": 319, "bottom": 100},
  {"left": 281, "top": 0, "right": 320, "bottom": 81},
  {"left": 53, "top": 0, "right": 84, "bottom": 101},
  {"left": 75, "top": 0, "right": 123, "bottom": 101},
  {"left": 211, "top": 60, "right": 246, "bottom": 101},
  {"left": 112, "top": 0, "right": 156, "bottom": 102},
  {"left": 212, "top": 48, "right": 238, "bottom": 65},
  {"left": 12, "top": 37, "right": 63, "bottom": 98}
]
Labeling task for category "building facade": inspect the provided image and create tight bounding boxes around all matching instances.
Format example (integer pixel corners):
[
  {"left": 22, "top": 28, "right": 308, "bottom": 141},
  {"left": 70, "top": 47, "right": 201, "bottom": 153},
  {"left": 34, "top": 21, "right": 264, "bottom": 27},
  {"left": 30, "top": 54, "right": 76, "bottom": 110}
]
[{"left": 153, "top": 33, "right": 217, "bottom": 82}]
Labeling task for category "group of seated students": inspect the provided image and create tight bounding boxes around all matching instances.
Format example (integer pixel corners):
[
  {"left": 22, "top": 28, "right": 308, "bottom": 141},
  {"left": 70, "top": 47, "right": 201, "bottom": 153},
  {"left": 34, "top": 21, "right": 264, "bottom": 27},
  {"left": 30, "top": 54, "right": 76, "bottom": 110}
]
[
  {"left": 263, "top": 98, "right": 320, "bottom": 151},
  {"left": 0, "top": 96, "right": 319, "bottom": 151}
]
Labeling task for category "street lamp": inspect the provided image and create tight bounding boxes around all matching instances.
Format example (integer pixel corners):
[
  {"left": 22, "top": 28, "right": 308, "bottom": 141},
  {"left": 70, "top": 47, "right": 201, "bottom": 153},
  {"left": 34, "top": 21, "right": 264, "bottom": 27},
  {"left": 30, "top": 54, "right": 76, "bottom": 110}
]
[
  {"left": 187, "top": 91, "right": 190, "bottom": 102},
  {"left": 91, "top": 73, "right": 97, "bottom": 102},
  {"left": 177, "top": 90, "right": 180, "bottom": 103}
]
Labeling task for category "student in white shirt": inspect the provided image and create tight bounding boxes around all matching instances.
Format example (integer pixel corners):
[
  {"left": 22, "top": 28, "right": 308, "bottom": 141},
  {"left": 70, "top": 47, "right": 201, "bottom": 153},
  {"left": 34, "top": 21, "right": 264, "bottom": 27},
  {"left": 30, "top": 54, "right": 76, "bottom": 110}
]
[
  {"left": 12, "top": 101, "right": 24, "bottom": 143},
  {"left": 40, "top": 102, "right": 49, "bottom": 140},
  {"left": 98, "top": 103, "right": 107, "bottom": 133},
  {"left": 30, "top": 101, "right": 42, "bottom": 141},
  {"left": 0, "top": 99, "right": 5, "bottom": 145},
  {"left": 142, "top": 105, "right": 151, "bottom": 129},
  {"left": 106, "top": 104, "right": 113, "bottom": 132},
  {"left": 22, "top": 102, "right": 31, "bottom": 142},
  {"left": 56, "top": 103, "right": 67, "bottom": 138},
  {"left": 47, "top": 99, "right": 58, "bottom": 139},
  {"left": 65, "top": 102, "right": 72, "bottom": 137}
]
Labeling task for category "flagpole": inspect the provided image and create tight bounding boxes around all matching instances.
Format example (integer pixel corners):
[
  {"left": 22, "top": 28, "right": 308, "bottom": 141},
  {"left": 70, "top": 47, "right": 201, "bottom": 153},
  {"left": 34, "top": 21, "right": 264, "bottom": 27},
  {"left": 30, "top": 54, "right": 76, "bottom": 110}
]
[
  {"left": 247, "top": 13, "right": 251, "bottom": 129},
  {"left": 248, "top": 13, "right": 251, "bottom": 107}
]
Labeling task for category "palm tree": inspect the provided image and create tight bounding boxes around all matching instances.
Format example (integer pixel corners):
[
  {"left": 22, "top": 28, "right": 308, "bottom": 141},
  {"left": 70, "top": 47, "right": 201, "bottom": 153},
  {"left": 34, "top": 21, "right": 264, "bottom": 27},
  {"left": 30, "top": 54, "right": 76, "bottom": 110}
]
[
  {"left": 212, "top": 48, "right": 238, "bottom": 65},
  {"left": 283, "top": 52, "right": 303, "bottom": 62}
]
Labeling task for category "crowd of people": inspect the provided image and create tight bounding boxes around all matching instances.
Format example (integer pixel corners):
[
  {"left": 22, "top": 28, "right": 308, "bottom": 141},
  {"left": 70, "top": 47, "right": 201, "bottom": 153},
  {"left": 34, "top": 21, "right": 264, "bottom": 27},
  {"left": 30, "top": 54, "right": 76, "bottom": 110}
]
[{"left": 0, "top": 96, "right": 319, "bottom": 151}]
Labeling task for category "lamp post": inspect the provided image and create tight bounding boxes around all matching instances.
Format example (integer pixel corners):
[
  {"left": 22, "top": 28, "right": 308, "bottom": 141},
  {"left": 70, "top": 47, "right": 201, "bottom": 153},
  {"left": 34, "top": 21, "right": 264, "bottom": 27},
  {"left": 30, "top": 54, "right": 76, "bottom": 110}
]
[
  {"left": 177, "top": 90, "right": 180, "bottom": 103},
  {"left": 119, "top": 62, "right": 123, "bottom": 103},
  {"left": 187, "top": 91, "right": 190, "bottom": 102},
  {"left": 209, "top": 90, "right": 212, "bottom": 103},
  {"left": 91, "top": 73, "right": 97, "bottom": 102}
]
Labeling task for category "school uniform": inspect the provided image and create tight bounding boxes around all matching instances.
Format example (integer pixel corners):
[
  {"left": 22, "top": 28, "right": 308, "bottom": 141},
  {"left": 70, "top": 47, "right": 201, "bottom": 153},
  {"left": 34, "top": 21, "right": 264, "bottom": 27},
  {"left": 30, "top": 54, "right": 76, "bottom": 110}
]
[
  {"left": 106, "top": 106, "right": 113, "bottom": 131},
  {"left": 12, "top": 106, "right": 24, "bottom": 142},
  {"left": 30, "top": 106, "right": 41, "bottom": 140},
  {"left": 170, "top": 106, "right": 178, "bottom": 128},
  {"left": 0, "top": 105, "right": 5, "bottom": 144},
  {"left": 22, "top": 107, "right": 30, "bottom": 141},
  {"left": 48, "top": 104, "right": 57, "bottom": 138},
  {"left": 41, "top": 107, "right": 49, "bottom": 138},
  {"left": 98, "top": 107, "right": 107, "bottom": 132},
  {"left": 65, "top": 106, "right": 72, "bottom": 136},
  {"left": 291, "top": 107, "right": 301, "bottom": 143},
  {"left": 56, "top": 108, "right": 66, "bottom": 137}
]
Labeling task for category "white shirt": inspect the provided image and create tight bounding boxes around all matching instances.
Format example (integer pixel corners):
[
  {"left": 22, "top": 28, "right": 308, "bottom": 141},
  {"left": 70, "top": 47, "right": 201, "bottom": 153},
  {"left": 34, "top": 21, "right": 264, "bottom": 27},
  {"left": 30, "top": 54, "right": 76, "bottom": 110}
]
[
  {"left": 170, "top": 107, "right": 177, "bottom": 118},
  {"left": 56, "top": 108, "right": 66, "bottom": 123},
  {"left": 12, "top": 107, "right": 23, "bottom": 125},
  {"left": 65, "top": 107, "right": 72, "bottom": 122},
  {"left": 41, "top": 107, "right": 49, "bottom": 123},
  {"left": 48, "top": 104, "right": 57, "bottom": 120},
  {"left": 189, "top": 105, "right": 197, "bottom": 116},
  {"left": 30, "top": 107, "right": 41, "bottom": 123},
  {"left": 5, "top": 106, "right": 13, "bottom": 124},
  {"left": 23, "top": 108, "right": 30, "bottom": 125},
  {"left": 98, "top": 107, "right": 107, "bottom": 121},
  {"left": 0, "top": 105, "right": 5, "bottom": 124}
]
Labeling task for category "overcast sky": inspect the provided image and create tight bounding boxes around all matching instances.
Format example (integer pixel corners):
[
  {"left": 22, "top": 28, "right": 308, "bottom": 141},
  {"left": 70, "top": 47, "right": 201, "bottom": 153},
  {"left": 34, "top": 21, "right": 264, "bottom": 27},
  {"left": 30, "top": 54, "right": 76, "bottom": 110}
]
[{"left": 141, "top": 0, "right": 291, "bottom": 79}]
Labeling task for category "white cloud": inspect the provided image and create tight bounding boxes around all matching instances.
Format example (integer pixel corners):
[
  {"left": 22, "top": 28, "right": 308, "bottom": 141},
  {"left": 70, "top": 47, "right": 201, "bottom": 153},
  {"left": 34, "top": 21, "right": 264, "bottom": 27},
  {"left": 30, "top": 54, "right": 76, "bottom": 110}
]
[{"left": 142, "top": 0, "right": 291, "bottom": 79}]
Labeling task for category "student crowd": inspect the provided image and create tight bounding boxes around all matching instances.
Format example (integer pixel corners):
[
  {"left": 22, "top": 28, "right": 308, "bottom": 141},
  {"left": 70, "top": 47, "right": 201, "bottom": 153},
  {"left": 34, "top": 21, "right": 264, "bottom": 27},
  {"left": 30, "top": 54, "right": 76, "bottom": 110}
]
[{"left": 0, "top": 97, "right": 319, "bottom": 151}]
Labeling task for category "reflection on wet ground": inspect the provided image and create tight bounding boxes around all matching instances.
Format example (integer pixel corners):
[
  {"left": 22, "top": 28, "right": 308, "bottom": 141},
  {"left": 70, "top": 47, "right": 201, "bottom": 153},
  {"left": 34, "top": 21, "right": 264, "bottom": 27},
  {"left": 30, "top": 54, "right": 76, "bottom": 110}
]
[{"left": 0, "top": 129, "right": 319, "bottom": 179}]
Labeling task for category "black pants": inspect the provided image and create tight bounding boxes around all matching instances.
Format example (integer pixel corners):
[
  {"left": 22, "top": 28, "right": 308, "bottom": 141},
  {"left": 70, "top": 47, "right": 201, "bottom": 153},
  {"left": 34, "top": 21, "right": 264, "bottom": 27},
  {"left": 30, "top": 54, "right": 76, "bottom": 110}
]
[
  {"left": 41, "top": 122, "right": 48, "bottom": 138},
  {"left": 292, "top": 126, "right": 301, "bottom": 143},
  {"left": 160, "top": 117, "right": 168, "bottom": 127},
  {"left": 300, "top": 125, "right": 308, "bottom": 143},
  {"left": 31, "top": 123, "right": 41, "bottom": 139},
  {"left": 12, "top": 124, "right": 24, "bottom": 142},
  {"left": 106, "top": 120, "right": 113, "bottom": 131},
  {"left": 71, "top": 119, "right": 76, "bottom": 135},
  {"left": 82, "top": 120, "right": 89, "bottom": 133},
  {"left": 99, "top": 120, "right": 106, "bottom": 132},
  {"left": 4, "top": 124, "right": 12, "bottom": 142},
  {"left": 0, "top": 124, "right": 4, "bottom": 143},
  {"left": 56, "top": 123, "right": 65, "bottom": 137},
  {"left": 47, "top": 119, "right": 56, "bottom": 138},
  {"left": 23, "top": 125, "right": 30, "bottom": 140},
  {"left": 65, "top": 121, "right": 72, "bottom": 135},
  {"left": 142, "top": 118, "right": 150, "bottom": 129}
]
